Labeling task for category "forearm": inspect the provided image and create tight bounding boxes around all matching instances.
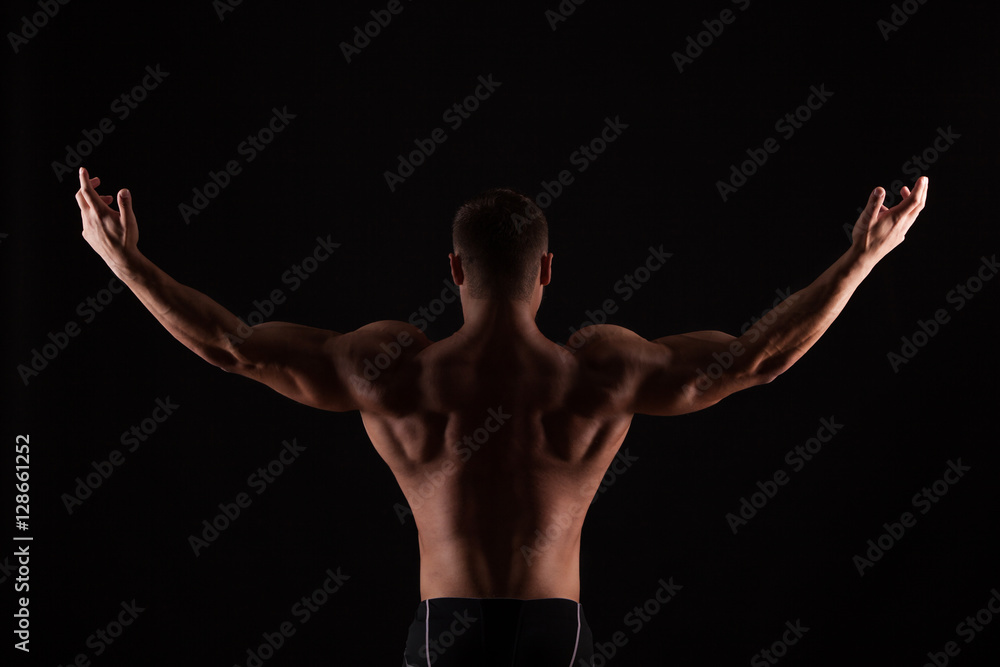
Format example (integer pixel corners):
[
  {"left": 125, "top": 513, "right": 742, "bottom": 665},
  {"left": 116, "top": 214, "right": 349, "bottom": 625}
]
[
  {"left": 113, "top": 253, "right": 250, "bottom": 370},
  {"left": 739, "top": 246, "right": 875, "bottom": 380}
]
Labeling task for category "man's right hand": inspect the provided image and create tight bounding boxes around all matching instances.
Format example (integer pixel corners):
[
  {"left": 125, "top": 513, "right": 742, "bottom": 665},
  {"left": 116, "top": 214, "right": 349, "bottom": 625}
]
[
  {"left": 850, "top": 176, "right": 929, "bottom": 268},
  {"left": 75, "top": 166, "right": 140, "bottom": 278}
]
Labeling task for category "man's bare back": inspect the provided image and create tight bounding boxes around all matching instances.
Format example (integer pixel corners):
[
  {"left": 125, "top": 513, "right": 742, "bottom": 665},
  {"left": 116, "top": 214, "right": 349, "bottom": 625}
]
[
  {"left": 359, "top": 317, "right": 636, "bottom": 602},
  {"left": 74, "top": 167, "right": 927, "bottom": 616}
]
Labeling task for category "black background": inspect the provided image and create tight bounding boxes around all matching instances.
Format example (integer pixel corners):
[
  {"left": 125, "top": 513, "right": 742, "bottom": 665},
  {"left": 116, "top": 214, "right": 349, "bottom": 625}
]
[{"left": 3, "top": 0, "right": 999, "bottom": 665}]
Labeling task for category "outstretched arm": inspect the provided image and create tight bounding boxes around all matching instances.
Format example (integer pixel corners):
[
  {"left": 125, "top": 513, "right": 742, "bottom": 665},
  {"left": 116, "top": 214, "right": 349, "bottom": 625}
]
[
  {"left": 74, "top": 167, "right": 427, "bottom": 412},
  {"left": 602, "top": 177, "right": 929, "bottom": 416}
]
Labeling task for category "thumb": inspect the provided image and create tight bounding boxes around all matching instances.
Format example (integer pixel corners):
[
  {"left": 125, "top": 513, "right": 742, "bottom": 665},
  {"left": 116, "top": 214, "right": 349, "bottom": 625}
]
[{"left": 118, "top": 188, "right": 135, "bottom": 224}]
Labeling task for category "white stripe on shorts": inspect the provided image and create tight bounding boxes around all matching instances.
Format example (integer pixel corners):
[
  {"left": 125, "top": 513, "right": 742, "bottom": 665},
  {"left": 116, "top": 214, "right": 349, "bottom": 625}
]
[
  {"left": 425, "top": 600, "right": 432, "bottom": 667},
  {"left": 568, "top": 603, "right": 581, "bottom": 666}
]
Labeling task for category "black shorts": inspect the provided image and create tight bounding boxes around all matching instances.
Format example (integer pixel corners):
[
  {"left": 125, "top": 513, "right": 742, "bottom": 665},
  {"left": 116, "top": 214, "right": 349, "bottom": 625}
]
[{"left": 402, "top": 597, "right": 594, "bottom": 667}]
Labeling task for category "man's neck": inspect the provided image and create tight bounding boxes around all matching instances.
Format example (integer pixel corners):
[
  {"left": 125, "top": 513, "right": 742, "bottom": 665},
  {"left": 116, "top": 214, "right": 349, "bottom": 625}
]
[{"left": 457, "top": 298, "right": 542, "bottom": 341}]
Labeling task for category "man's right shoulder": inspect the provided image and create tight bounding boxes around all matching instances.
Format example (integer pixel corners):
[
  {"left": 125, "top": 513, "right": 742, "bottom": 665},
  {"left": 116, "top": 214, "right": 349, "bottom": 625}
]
[
  {"left": 337, "top": 320, "right": 435, "bottom": 383},
  {"left": 348, "top": 320, "right": 434, "bottom": 352}
]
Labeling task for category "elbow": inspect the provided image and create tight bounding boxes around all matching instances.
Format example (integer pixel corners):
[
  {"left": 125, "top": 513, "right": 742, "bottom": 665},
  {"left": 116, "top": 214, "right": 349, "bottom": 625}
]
[
  {"left": 207, "top": 354, "right": 240, "bottom": 374},
  {"left": 755, "top": 370, "right": 781, "bottom": 385},
  {"left": 213, "top": 358, "right": 241, "bottom": 374},
  {"left": 204, "top": 344, "right": 254, "bottom": 375},
  {"left": 214, "top": 358, "right": 258, "bottom": 377},
  {"left": 748, "top": 354, "right": 788, "bottom": 386}
]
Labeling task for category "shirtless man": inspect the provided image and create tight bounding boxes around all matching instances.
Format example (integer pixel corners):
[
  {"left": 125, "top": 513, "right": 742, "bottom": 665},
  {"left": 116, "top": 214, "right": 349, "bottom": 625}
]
[{"left": 75, "top": 167, "right": 927, "bottom": 666}]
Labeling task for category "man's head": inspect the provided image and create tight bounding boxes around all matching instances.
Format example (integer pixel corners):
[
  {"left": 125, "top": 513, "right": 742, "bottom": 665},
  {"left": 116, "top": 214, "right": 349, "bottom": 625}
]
[{"left": 450, "top": 187, "right": 551, "bottom": 306}]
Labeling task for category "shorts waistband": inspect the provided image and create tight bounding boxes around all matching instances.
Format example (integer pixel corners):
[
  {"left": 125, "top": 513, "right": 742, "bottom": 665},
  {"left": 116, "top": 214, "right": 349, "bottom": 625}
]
[{"left": 420, "top": 596, "right": 580, "bottom": 604}]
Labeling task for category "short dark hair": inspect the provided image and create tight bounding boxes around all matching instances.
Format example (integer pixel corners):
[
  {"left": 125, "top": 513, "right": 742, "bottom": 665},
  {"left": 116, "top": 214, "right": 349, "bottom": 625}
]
[{"left": 451, "top": 187, "right": 549, "bottom": 301}]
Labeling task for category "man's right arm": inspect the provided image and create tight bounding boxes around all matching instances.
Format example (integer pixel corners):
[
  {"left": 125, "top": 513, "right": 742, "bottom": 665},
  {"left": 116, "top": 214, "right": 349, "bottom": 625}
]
[
  {"left": 73, "top": 167, "right": 430, "bottom": 412},
  {"left": 581, "top": 178, "right": 928, "bottom": 416}
]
